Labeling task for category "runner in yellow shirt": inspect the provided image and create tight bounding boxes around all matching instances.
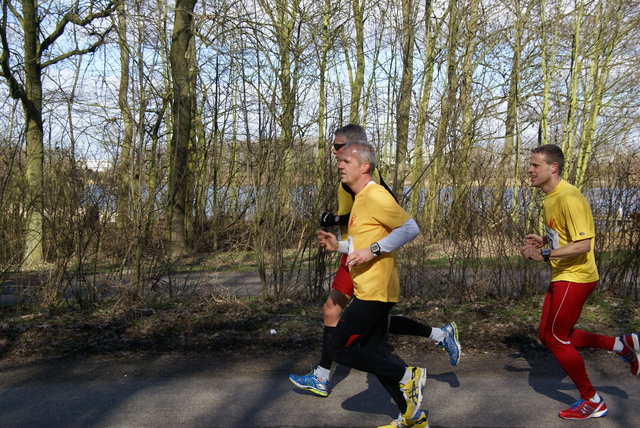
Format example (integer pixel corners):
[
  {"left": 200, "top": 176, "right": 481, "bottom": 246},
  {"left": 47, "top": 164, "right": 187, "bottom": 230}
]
[
  {"left": 317, "top": 140, "right": 429, "bottom": 428},
  {"left": 289, "top": 125, "right": 459, "bottom": 407},
  {"left": 520, "top": 144, "right": 639, "bottom": 420}
]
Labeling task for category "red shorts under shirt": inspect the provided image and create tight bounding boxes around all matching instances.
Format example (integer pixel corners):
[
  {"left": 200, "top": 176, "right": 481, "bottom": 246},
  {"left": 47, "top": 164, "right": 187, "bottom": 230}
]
[{"left": 331, "top": 254, "right": 354, "bottom": 296}]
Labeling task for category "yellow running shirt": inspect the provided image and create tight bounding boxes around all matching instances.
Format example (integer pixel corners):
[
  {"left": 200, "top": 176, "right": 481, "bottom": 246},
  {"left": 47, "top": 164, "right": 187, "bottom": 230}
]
[
  {"left": 347, "top": 182, "right": 411, "bottom": 302},
  {"left": 337, "top": 169, "right": 384, "bottom": 239},
  {"left": 543, "top": 180, "right": 599, "bottom": 283}
]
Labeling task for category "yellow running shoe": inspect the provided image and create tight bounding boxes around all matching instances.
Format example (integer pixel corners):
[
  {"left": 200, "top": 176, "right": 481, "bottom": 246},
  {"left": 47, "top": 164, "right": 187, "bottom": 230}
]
[
  {"left": 400, "top": 366, "right": 427, "bottom": 419},
  {"left": 377, "top": 411, "right": 429, "bottom": 428}
]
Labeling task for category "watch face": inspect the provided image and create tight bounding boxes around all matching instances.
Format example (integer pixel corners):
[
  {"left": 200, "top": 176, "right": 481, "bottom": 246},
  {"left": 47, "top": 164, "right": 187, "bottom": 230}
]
[{"left": 371, "top": 243, "right": 380, "bottom": 254}]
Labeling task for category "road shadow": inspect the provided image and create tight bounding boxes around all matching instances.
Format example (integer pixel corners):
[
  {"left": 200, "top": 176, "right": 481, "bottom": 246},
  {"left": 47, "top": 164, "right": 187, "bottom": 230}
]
[
  {"left": 503, "top": 333, "right": 629, "bottom": 407},
  {"left": 340, "top": 341, "right": 460, "bottom": 417}
]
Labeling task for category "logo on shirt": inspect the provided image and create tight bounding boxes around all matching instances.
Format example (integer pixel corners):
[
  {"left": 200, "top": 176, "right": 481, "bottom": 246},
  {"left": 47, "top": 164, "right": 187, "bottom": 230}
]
[
  {"left": 549, "top": 217, "right": 555, "bottom": 229},
  {"left": 349, "top": 214, "right": 356, "bottom": 227}
]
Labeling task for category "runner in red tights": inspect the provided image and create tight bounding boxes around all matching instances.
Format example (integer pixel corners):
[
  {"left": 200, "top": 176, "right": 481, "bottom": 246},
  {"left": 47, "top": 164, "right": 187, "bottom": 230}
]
[{"left": 521, "top": 144, "right": 639, "bottom": 421}]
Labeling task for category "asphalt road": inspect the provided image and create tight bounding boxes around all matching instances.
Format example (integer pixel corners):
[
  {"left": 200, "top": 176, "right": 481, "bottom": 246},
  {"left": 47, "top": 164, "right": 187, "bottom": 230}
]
[{"left": 0, "top": 349, "right": 638, "bottom": 428}]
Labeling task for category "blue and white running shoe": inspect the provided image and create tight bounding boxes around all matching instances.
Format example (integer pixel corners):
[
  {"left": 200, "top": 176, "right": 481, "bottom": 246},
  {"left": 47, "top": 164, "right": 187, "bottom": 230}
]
[
  {"left": 439, "top": 322, "right": 461, "bottom": 366},
  {"left": 288, "top": 370, "right": 329, "bottom": 397}
]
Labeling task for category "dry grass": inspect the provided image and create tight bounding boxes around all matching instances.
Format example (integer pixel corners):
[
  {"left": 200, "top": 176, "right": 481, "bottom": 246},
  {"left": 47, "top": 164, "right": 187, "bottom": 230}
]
[{"left": 1, "top": 293, "right": 638, "bottom": 364}]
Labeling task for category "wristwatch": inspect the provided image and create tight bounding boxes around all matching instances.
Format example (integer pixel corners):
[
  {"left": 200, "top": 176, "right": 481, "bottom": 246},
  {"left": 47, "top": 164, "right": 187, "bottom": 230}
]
[
  {"left": 370, "top": 242, "right": 382, "bottom": 257},
  {"left": 541, "top": 249, "right": 551, "bottom": 262}
]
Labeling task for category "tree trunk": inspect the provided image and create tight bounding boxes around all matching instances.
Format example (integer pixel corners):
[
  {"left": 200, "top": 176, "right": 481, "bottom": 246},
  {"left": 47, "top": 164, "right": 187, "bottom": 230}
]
[
  {"left": 21, "top": 0, "right": 45, "bottom": 266},
  {"left": 574, "top": 1, "right": 626, "bottom": 189},
  {"left": 165, "top": 0, "right": 197, "bottom": 254},
  {"left": 425, "top": 0, "right": 459, "bottom": 231},
  {"left": 496, "top": 1, "right": 533, "bottom": 220},
  {"left": 349, "top": 0, "right": 365, "bottom": 123},
  {"left": 316, "top": 0, "right": 331, "bottom": 189},
  {"left": 410, "top": 0, "right": 436, "bottom": 217},
  {"left": 116, "top": 2, "right": 134, "bottom": 232},
  {"left": 562, "top": 0, "right": 584, "bottom": 181},
  {"left": 539, "top": 0, "right": 555, "bottom": 146},
  {"left": 450, "top": 0, "right": 479, "bottom": 228},
  {"left": 394, "top": 0, "right": 415, "bottom": 200}
]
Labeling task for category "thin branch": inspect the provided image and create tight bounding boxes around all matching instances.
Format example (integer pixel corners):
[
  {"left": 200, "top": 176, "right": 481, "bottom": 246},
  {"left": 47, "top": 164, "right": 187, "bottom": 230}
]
[
  {"left": 41, "top": 25, "right": 115, "bottom": 68},
  {"left": 0, "top": 0, "right": 26, "bottom": 101},
  {"left": 40, "top": 1, "right": 119, "bottom": 55}
]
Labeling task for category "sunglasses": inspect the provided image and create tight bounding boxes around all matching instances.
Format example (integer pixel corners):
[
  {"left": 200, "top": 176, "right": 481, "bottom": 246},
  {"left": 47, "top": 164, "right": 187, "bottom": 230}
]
[{"left": 332, "top": 139, "right": 366, "bottom": 151}]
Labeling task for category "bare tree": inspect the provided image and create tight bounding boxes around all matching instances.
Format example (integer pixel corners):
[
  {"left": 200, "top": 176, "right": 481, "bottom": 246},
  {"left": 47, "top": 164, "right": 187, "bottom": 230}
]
[
  {"left": 495, "top": 0, "right": 536, "bottom": 219},
  {"left": 449, "top": 0, "right": 480, "bottom": 227},
  {"left": 393, "top": 0, "right": 415, "bottom": 199},
  {"left": 561, "top": 0, "right": 584, "bottom": 177},
  {"left": 165, "top": 0, "right": 197, "bottom": 254},
  {"left": 538, "top": 0, "right": 561, "bottom": 146},
  {"left": 573, "top": 0, "right": 628, "bottom": 189},
  {"left": 408, "top": 0, "right": 438, "bottom": 217},
  {"left": 424, "top": 0, "right": 459, "bottom": 231},
  {"left": 116, "top": 0, "right": 134, "bottom": 232},
  {"left": 0, "top": 0, "right": 117, "bottom": 266},
  {"left": 346, "top": 0, "right": 366, "bottom": 123}
]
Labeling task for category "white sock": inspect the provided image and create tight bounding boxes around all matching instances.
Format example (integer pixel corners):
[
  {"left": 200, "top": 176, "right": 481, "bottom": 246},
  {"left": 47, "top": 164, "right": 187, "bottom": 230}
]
[
  {"left": 590, "top": 393, "right": 601, "bottom": 403},
  {"left": 613, "top": 337, "right": 624, "bottom": 353},
  {"left": 315, "top": 366, "right": 330, "bottom": 381},
  {"left": 400, "top": 368, "right": 411, "bottom": 385},
  {"left": 430, "top": 327, "right": 445, "bottom": 343}
]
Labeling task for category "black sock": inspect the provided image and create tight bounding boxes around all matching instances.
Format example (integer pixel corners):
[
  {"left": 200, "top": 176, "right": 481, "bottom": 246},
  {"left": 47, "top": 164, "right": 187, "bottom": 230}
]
[{"left": 319, "top": 326, "right": 336, "bottom": 370}]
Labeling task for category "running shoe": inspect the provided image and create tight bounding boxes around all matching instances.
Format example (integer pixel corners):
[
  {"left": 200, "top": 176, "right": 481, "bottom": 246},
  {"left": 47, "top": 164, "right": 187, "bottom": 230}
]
[
  {"left": 377, "top": 410, "right": 429, "bottom": 428},
  {"left": 288, "top": 371, "right": 329, "bottom": 397},
  {"left": 400, "top": 366, "right": 427, "bottom": 420},
  {"left": 558, "top": 398, "right": 608, "bottom": 420},
  {"left": 438, "top": 322, "right": 461, "bottom": 366},
  {"left": 618, "top": 333, "right": 640, "bottom": 375}
]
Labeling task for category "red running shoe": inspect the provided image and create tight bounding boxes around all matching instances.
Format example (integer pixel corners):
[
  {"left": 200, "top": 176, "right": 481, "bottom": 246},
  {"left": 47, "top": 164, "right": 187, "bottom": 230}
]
[
  {"left": 559, "top": 398, "right": 608, "bottom": 420},
  {"left": 618, "top": 333, "right": 640, "bottom": 375}
]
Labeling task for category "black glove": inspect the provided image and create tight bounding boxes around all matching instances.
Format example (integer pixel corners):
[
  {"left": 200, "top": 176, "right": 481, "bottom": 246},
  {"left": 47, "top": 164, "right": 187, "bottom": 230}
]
[
  {"left": 320, "top": 212, "right": 351, "bottom": 227},
  {"left": 320, "top": 212, "right": 339, "bottom": 227}
]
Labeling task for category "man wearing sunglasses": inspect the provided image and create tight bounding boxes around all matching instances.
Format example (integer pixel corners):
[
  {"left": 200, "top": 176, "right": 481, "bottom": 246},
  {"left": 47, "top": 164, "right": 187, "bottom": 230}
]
[{"left": 289, "top": 125, "right": 460, "bottom": 409}]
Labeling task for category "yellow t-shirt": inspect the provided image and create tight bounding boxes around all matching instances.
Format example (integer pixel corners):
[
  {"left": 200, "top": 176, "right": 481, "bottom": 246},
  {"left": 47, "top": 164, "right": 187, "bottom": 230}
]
[
  {"left": 544, "top": 180, "right": 599, "bottom": 283},
  {"left": 337, "top": 169, "right": 384, "bottom": 238},
  {"left": 347, "top": 182, "right": 411, "bottom": 302}
]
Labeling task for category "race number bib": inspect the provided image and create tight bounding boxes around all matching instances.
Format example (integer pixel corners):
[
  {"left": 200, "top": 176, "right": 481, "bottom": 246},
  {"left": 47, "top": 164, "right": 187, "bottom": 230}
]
[{"left": 545, "top": 226, "right": 560, "bottom": 250}]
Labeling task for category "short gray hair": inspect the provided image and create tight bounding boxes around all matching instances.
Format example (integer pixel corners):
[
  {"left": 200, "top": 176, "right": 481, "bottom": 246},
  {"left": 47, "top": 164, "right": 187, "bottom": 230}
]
[{"left": 343, "top": 141, "right": 377, "bottom": 174}]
